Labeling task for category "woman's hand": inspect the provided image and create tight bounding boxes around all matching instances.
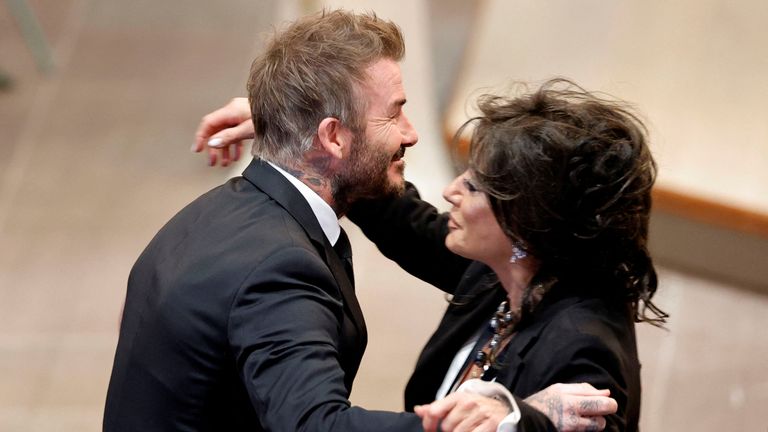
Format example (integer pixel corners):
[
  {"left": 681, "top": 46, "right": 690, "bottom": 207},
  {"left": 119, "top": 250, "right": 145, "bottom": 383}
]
[{"left": 192, "top": 97, "right": 254, "bottom": 167}]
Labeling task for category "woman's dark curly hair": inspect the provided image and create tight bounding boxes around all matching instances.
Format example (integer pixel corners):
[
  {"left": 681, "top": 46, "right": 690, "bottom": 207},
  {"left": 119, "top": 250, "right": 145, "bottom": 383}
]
[{"left": 460, "top": 78, "right": 667, "bottom": 325}]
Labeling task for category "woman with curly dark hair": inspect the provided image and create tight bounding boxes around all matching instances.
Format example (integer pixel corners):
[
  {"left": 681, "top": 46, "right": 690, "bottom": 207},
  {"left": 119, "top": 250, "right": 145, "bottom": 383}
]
[{"left": 347, "top": 79, "right": 666, "bottom": 432}]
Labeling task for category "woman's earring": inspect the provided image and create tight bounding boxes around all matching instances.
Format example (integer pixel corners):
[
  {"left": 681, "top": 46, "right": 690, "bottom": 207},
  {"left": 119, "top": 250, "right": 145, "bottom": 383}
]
[{"left": 509, "top": 243, "right": 527, "bottom": 263}]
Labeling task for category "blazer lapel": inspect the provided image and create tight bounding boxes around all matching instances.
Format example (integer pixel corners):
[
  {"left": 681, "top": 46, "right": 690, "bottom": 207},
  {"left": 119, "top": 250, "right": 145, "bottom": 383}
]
[
  {"left": 241, "top": 158, "right": 367, "bottom": 340},
  {"left": 496, "top": 291, "right": 582, "bottom": 393}
]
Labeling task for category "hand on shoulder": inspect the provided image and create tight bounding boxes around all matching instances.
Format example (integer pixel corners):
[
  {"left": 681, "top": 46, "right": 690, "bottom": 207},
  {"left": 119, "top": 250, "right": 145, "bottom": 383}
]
[{"left": 193, "top": 97, "right": 254, "bottom": 167}]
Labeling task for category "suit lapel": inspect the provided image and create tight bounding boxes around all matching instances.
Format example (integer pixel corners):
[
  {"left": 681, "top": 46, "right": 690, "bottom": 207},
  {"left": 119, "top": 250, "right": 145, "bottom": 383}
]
[
  {"left": 241, "top": 158, "right": 367, "bottom": 341},
  {"left": 320, "top": 237, "right": 367, "bottom": 338}
]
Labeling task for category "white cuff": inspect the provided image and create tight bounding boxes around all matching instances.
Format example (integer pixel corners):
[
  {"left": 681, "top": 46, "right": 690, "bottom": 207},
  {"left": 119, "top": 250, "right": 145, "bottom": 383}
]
[{"left": 456, "top": 379, "right": 520, "bottom": 432}]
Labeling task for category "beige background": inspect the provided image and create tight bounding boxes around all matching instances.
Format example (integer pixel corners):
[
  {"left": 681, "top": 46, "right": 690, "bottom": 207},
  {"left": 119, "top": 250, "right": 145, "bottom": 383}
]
[{"left": 0, "top": 0, "right": 766, "bottom": 431}]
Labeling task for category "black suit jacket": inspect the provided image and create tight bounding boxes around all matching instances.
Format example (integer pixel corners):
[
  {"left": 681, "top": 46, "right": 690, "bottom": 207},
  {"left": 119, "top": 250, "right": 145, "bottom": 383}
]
[
  {"left": 349, "top": 183, "right": 641, "bottom": 432},
  {"left": 406, "top": 264, "right": 641, "bottom": 432},
  {"left": 104, "top": 159, "right": 421, "bottom": 431}
]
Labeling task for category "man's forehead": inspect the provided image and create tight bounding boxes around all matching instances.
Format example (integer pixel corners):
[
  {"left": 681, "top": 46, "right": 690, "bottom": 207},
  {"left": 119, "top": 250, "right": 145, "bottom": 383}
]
[
  {"left": 362, "top": 59, "right": 406, "bottom": 105},
  {"left": 364, "top": 58, "right": 401, "bottom": 80}
]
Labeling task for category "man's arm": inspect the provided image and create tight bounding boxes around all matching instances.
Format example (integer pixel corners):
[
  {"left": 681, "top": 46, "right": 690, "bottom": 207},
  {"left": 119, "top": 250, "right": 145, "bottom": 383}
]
[
  {"left": 347, "top": 184, "right": 472, "bottom": 293},
  {"left": 230, "top": 245, "right": 422, "bottom": 431}
]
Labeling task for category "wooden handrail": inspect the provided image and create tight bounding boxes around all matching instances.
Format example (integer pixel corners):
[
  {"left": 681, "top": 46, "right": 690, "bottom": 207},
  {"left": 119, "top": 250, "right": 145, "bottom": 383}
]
[{"left": 652, "top": 188, "right": 768, "bottom": 238}]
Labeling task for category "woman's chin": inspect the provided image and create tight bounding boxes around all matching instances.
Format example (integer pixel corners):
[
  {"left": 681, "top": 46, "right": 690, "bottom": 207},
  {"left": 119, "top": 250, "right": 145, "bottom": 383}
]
[{"left": 445, "top": 237, "right": 469, "bottom": 259}]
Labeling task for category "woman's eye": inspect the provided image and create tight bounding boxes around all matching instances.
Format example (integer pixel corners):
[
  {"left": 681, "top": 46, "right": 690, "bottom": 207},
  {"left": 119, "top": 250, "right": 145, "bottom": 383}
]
[{"left": 463, "top": 179, "right": 478, "bottom": 192}]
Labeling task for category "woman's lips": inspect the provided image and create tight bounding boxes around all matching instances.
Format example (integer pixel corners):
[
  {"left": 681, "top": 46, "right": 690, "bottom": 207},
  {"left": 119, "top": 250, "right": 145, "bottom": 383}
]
[{"left": 447, "top": 216, "right": 459, "bottom": 230}]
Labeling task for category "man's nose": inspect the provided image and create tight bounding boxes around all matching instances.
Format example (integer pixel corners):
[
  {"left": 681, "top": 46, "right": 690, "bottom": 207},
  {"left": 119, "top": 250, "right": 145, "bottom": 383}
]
[{"left": 400, "top": 114, "right": 418, "bottom": 146}]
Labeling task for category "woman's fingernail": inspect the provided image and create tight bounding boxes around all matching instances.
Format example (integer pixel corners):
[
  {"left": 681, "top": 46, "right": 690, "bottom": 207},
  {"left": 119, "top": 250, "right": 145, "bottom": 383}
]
[{"left": 208, "top": 137, "right": 223, "bottom": 148}]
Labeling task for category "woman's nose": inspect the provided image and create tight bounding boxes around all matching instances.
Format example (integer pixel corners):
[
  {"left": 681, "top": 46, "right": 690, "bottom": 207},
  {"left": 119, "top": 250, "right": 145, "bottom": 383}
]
[{"left": 442, "top": 174, "right": 463, "bottom": 205}]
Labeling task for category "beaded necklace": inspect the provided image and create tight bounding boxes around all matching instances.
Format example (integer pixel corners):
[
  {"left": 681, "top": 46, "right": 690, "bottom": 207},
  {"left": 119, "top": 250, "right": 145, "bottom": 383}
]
[
  {"left": 477, "top": 300, "right": 518, "bottom": 370},
  {"left": 454, "top": 280, "right": 550, "bottom": 387},
  {"left": 458, "top": 300, "right": 521, "bottom": 383}
]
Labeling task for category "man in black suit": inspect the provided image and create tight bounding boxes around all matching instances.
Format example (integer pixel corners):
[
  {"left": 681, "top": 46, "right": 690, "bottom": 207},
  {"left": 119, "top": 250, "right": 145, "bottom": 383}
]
[
  {"left": 106, "top": 9, "right": 615, "bottom": 432},
  {"left": 104, "top": 10, "right": 426, "bottom": 431}
]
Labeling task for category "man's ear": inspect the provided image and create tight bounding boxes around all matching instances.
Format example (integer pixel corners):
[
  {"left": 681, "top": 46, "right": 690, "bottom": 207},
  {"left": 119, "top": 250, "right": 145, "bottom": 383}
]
[{"left": 316, "top": 117, "right": 353, "bottom": 160}]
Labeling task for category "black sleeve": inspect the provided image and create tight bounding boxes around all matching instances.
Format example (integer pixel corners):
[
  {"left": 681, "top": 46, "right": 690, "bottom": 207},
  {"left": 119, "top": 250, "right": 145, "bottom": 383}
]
[
  {"left": 517, "top": 322, "right": 635, "bottom": 431},
  {"left": 514, "top": 397, "right": 558, "bottom": 432},
  {"left": 347, "top": 182, "right": 471, "bottom": 293},
  {"left": 229, "top": 246, "right": 422, "bottom": 431},
  {"left": 545, "top": 335, "right": 631, "bottom": 432}
]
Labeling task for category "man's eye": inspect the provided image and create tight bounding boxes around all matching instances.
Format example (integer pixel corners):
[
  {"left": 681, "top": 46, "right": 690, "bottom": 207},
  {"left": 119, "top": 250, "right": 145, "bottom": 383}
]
[{"left": 463, "top": 179, "right": 478, "bottom": 192}]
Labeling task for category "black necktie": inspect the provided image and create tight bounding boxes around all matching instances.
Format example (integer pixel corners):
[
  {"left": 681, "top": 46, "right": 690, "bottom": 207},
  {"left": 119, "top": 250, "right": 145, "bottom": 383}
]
[{"left": 333, "top": 228, "right": 355, "bottom": 286}]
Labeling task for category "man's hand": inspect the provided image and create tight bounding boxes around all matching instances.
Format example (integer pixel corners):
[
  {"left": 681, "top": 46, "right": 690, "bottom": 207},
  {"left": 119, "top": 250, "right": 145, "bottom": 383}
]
[
  {"left": 524, "top": 383, "right": 618, "bottom": 432},
  {"left": 415, "top": 392, "right": 509, "bottom": 432},
  {"left": 192, "top": 97, "right": 254, "bottom": 167}
]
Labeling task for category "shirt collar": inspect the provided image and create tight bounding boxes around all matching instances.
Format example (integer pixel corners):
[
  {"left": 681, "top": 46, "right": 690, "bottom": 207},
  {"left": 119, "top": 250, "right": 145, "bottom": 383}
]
[{"left": 267, "top": 161, "right": 341, "bottom": 245}]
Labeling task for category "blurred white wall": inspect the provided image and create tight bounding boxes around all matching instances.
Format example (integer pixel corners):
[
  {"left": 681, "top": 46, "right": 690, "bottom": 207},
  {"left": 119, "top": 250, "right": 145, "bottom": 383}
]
[{"left": 446, "top": 0, "right": 768, "bottom": 214}]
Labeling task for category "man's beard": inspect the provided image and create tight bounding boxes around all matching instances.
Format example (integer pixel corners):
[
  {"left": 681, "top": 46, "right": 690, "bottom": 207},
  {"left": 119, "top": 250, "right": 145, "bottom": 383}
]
[{"left": 332, "top": 133, "right": 405, "bottom": 213}]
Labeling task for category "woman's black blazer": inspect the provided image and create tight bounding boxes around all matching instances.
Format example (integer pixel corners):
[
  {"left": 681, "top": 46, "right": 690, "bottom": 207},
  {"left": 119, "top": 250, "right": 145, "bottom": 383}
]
[{"left": 349, "top": 183, "right": 641, "bottom": 432}]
